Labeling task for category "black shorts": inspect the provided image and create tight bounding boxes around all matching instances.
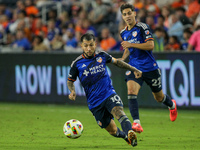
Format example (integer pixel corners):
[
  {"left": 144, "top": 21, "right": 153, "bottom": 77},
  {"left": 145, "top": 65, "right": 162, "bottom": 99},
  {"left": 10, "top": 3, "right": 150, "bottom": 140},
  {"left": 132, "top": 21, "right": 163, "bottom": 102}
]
[
  {"left": 90, "top": 94, "right": 123, "bottom": 128},
  {"left": 125, "top": 69, "right": 162, "bottom": 93}
]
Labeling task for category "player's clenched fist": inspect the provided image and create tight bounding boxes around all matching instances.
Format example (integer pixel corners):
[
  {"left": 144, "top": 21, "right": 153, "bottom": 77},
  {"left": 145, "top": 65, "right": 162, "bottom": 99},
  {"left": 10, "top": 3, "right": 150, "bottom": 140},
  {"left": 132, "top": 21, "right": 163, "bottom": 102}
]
[
  {"left": 134, "top": 70, "right": 142, "bottom": 79},
  {"left": 121, "top": 41, "right": 132, "bottom": 49},
  {"left": 69, "top": 91, "right": 76, "bottom": 101}
]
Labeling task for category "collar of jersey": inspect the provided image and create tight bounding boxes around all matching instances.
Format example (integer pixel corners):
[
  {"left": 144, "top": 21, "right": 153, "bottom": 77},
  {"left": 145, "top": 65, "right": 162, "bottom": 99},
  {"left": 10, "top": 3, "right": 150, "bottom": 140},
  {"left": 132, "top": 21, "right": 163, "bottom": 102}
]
[
  {"left": 82, "top": 53, "right": 96, "bottom": 59},
  {"left": 126, "top": 22, "right": 137, "bottom": 31}
]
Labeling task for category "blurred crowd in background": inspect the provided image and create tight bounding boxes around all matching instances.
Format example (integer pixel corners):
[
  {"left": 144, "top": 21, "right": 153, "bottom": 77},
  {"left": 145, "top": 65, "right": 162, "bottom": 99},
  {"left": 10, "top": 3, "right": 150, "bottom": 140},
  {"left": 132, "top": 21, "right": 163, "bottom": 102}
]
[{"left": 0, "top": 0, "right": 200, "bottom": 52}]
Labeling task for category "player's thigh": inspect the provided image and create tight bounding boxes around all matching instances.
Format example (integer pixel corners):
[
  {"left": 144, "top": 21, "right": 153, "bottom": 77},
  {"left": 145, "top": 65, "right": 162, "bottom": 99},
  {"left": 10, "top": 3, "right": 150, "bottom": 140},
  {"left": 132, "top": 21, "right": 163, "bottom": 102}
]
[
  {"left": 105, "top": 94, "right": 124, "bottom": 120},
  {"left": 105, "top": 119, "right": 118, "bottom": 135},
  {"left": 144, "top": 69, "right": 162, "bottom": 93},
  {"left": 127, "top": 80, "right": 141, "bottom": 95},
  {"left": 90, "top": 100, "right": 113, "bottom": 128},
  {"left": 125, "top": 71, "right": 142, "bottom": 95},
  {"left": 152, "top": 89, "right": 165, "bottom": 102}
]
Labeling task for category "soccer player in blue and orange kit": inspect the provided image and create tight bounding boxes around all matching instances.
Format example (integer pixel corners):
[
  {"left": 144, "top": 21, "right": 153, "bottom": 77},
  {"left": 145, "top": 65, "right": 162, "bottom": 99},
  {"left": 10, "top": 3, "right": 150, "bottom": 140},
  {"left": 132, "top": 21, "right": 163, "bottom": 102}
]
[
  {"left": 67, "top": 33, "right": 142, "bottom": 147},
  {"left": 119, "top": 3, "right": 178, "bottom": 133}
]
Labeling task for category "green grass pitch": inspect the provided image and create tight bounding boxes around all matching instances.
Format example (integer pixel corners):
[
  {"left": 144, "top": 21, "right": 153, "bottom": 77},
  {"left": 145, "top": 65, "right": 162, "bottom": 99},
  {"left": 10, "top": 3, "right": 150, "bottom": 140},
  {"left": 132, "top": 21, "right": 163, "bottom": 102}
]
[{"left": 0, "top": 103, "right": 200, "bottom": 150}]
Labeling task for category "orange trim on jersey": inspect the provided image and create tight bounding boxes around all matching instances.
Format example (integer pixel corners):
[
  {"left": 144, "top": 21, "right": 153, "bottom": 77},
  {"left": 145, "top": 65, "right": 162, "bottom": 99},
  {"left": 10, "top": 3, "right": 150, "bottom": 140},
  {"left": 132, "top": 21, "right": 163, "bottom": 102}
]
[
  {"left": 145, "top": 38, "right": 154, "bottom": 42},
  {"left": 125, "top": 22, "right": 138, "bottom": 30},
  {"left": 82, "top": 53, "right": 95, "bottom": 58},
  {"left": 68, "top": 78, "right": 76, "bottom": 82}
]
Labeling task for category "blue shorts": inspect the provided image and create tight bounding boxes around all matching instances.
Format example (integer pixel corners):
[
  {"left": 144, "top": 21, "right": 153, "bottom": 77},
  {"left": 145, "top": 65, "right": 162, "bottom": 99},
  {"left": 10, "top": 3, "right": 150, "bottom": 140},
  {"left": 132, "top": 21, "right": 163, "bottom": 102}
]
[
  {"left": 90, "top": 94, "right": 123, "bottom": 128},
  {"left": 125, "top": 69, "right": 162, "bottom": 93}
]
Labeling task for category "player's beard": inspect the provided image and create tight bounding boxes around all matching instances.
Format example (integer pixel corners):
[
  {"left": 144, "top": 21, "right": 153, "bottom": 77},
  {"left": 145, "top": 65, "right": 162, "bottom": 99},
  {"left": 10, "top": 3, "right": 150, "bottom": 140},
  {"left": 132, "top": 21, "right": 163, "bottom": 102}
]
[{"left": 83, "top": 51, "right": 95, "bottom": 58}]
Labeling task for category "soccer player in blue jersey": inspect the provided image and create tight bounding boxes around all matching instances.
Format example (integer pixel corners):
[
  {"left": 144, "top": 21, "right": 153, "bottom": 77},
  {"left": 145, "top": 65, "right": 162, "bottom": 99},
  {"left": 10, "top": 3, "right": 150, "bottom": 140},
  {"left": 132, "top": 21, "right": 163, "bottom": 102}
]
[
  {"left": 67, "top": 33, "right": 142, "bottom": 147},
  {"left": 119, "top": 3, "right": 178, "bottom": 133}
]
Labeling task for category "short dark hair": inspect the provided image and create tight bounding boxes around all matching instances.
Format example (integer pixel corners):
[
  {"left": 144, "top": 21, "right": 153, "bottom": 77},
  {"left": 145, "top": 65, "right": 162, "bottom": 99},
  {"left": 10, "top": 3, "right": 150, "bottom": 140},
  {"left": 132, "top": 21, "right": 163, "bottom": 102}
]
[
  {"left": 34, "top": 35, "right": 43, "bottom": 43},
  {"left": 81, "top": 33, "right": 95, "bottom": 42},
  {"left": 154, "top": 27, "right": 164, "bottom": 32},
  {"left": 183, "top": 28, "right": 192, "bottom": 35},
  {"left": 171, "top": 36, "right": 179, "bottom": 43},
  {"left": 120, "top": 3, "right": 135, "bottom": 13},
  {"left": 158, "top": 15, "right": 165, "bottom": 20},
  {"left": 176, "top": 7, "right": 186, "bottom": 13}
]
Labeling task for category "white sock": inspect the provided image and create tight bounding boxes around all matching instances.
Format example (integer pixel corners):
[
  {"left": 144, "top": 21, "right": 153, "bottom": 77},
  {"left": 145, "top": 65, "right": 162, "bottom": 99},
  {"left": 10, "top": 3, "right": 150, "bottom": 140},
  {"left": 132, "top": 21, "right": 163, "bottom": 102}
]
[
  {"left": 134, "top": 119, "right": 141, "bottom": 125},
  {"left": 168, "top": 101, "right": 175, "bottom": 110}
]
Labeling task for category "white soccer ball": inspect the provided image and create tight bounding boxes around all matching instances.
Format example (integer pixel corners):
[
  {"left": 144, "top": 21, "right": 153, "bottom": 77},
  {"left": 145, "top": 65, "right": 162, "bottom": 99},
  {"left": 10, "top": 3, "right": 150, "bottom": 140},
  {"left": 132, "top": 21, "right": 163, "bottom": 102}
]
[{"left": 63, "top": 119, "right": 83, "bottom": 139}]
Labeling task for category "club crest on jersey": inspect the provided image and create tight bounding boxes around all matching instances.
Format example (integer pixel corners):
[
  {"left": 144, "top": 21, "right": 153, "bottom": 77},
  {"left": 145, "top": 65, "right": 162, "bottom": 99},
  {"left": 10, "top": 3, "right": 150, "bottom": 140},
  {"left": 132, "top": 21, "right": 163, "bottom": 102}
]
[
  {"left": 145, "top": 30, "right": 150, "bottom": 35},
  {"left": 96, "top": 57, "right": 102, "bottom": 63},
  {"left": 126, "top": 71, "right": 131, "bottom": 75},
  {"left": 132, "top": 31, "right": 137, "bottom": 37},
  {"left": 97, "top": 121, "right": 102, "bottom": 126}
]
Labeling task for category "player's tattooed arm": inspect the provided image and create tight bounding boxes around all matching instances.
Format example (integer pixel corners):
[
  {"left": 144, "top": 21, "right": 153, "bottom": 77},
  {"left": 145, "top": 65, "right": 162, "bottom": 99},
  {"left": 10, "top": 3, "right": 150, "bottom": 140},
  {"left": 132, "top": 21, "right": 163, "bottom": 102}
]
[
  {"left": 67, "top": 80, "right": 76, "bottom": 101},
  {"left": 112, "top": 57, "right": 142, "bottom": 78}
]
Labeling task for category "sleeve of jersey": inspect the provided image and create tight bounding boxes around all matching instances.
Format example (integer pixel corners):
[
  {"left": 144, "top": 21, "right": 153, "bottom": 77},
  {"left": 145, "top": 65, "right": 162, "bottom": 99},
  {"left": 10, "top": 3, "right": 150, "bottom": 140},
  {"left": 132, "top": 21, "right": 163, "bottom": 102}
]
[
  {"left": 68, "top": 62, "right": 78, "bottom": 82},
  {"left": 102, "top": 51, "right": 112, "bottom": 63},
  {"left": 141, "top": 25, "right": 154, "bottom": 42}
]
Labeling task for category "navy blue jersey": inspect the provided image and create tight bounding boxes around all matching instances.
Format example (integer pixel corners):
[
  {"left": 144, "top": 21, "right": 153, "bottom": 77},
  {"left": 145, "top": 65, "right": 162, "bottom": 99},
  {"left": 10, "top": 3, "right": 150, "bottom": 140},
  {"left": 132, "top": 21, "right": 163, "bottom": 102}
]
[
  {"left": 120, "top": 22, "right": 159, "bottom": 72},
  {"left": 68, "top": 50, "right": 116, "bottom": 110}
]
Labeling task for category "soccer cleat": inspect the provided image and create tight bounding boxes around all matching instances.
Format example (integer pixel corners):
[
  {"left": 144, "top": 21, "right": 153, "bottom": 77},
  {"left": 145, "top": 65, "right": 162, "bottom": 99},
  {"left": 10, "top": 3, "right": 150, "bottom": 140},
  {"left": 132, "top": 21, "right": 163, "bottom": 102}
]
[
  {"left": 128, "top": 130, "right": 137, "bottom": 147},
  {"left": 132, "top": 122, "right": 143, "bottom": 133},
  {"left": 169, "top": 99, "right": 178, "bottom": 122}
]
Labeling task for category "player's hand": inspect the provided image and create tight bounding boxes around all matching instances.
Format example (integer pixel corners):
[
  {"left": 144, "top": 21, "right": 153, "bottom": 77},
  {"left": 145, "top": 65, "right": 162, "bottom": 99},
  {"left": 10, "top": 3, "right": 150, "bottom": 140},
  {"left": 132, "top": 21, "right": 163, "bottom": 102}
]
[
  {"left": 69, "top": 91, "right": 76, "bottom": 101},
  {"left": 134, "top": 70, "right": 142, "bottom": 79},
  {"left": 121, "top": 41, "right": 132, "bottom": 49}
]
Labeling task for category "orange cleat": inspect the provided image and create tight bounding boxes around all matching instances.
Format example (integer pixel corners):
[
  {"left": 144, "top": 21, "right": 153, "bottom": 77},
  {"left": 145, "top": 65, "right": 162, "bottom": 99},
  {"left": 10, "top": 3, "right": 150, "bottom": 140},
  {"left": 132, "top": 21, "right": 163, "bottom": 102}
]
[
  {"left": 132, "top": 122, "right": 143, "bottom": 133},
  {"left": 169, "top": 99, "right": 178, "bottom": 122},
  {"left": 128, "top": 130, "right": 137, "bottom": 147}
]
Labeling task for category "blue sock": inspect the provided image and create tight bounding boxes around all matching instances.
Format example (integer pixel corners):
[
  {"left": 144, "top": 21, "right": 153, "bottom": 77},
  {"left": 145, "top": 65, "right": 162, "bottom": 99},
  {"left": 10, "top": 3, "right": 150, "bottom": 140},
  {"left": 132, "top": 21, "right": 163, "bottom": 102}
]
[
  {"left": 128, "top": 94, "right": 139, "bottom": 120},
  {"left": 113, "top": 127, "right": 126, "bottom": 139},
  {"left": 162, "top": 94, "right": 173, "bottom": 107},
  {"left": 118, "top": 115, "right": 132, "bottom": 135}
]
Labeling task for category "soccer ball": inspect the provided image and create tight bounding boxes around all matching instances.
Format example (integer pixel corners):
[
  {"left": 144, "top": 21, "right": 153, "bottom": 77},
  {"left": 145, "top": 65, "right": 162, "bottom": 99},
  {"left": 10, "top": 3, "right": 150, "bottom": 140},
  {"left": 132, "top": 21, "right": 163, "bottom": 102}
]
[{"left": 63, "top": 119, "right": 83, "bottom": 139}]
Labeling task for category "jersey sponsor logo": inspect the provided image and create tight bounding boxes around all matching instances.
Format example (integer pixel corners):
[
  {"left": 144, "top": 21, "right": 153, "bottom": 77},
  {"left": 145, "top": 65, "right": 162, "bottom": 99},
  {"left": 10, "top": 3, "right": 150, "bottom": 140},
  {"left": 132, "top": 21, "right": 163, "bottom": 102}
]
[
  {"left": 126, "top": 71, "right": 131, "bottom": 75},
  {"left": 83, "top": 65, "right": 105, "bottom": 76},
  {"left": 132, "top": 31, "right": 137, "bottom": 37},
  {"left": 89, "top": 65, "right": 105, "bottom": 75},
  {"left": 128, "top": 39, "right": 140, "bottom": 43},
  {"left": 96, "top": 57, "right": 102, "bottom": 63},
  {"left": 82, "top": 64, "right": 86, "bottom": 68},
  {"left": 83, "top": 70, "right": 89, "bottom": 76},
  {"left": 145, "top": 30, "right": 150, "bottom": 35}
]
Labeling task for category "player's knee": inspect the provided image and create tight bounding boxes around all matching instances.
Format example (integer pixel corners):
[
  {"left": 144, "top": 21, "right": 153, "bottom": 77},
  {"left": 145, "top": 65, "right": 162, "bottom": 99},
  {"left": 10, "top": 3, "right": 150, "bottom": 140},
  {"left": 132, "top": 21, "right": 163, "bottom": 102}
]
[
  {"left": 128, "top": 90, "right": 138, "bottom": 95},
  {"left": 154, "top": 95, "right": 164, "bottom": 102},
  {"left": 109, "top": 130, "right": 117, "bottom": 136}
]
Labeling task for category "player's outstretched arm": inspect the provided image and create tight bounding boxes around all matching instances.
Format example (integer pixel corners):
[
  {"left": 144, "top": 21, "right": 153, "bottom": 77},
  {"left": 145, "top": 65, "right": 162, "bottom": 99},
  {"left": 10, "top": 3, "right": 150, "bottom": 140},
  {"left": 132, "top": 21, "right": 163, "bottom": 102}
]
[
  {"left": 111, "top": 57, "right": 142, "bottom": 78},
  {"left": 67, "top": 80, "right": 76, "bottom": 101},
  {"left": 119, "top": 48, "right": 130, "bottom": 61}
]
